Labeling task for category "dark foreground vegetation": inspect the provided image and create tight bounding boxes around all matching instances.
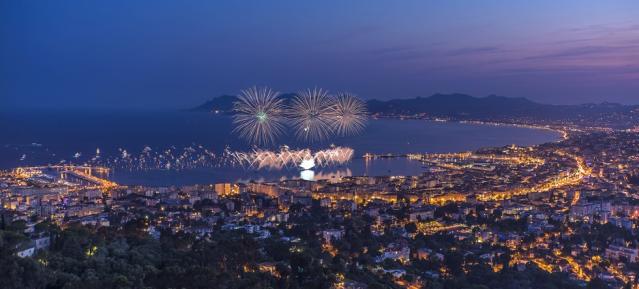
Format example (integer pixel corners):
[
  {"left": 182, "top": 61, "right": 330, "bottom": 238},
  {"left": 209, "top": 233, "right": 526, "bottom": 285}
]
[{"left": 0, "top": 216, "right": 610, "bottom": 289}]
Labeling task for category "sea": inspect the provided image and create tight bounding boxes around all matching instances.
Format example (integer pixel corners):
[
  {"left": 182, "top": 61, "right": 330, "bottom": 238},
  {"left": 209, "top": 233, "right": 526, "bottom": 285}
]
[{"left": 0, "top": 110, "right": 561, "bottom": 186}]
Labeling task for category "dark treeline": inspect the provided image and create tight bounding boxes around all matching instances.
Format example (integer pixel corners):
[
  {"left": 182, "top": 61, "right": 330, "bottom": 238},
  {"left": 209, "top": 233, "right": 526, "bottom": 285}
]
[{"left": 0, "top": 214, "right": 610, "bottom": 289}]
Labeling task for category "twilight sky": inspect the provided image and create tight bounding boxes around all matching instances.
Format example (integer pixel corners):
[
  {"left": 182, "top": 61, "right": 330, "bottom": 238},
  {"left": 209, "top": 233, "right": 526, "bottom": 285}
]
[{"left": 1, "top": 0, "right": 638, "bottom": 109}]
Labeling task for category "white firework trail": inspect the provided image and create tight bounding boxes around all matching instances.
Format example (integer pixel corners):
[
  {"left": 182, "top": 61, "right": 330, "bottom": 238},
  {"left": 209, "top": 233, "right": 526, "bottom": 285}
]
[
  {"left": 288, "top": 88, "right": 335, "bottom": 142},
  {"left": 232, "top": 86, "right": 287, "bottom": 146},
  {"left": 225, "top": 146, "right": 354, "bottom": 170},
  {"left": 331, "top": 93, "right": 367, "bottom": 136}
]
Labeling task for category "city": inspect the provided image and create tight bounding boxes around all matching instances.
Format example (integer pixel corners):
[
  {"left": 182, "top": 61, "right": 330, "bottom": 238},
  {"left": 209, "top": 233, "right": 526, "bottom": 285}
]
[
  {"left": 2, "top": 1, "right": 639, "bottom": 289},
  {"left": 2, "top": 123, "right": 639, "bottom": 288}
]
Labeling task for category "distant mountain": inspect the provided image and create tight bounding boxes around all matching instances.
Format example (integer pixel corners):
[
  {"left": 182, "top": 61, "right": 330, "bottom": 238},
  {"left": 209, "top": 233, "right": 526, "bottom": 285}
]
[
  {"left": 191, "top": 93, "right": 639, "bottom": 128},
  {"left": 367, "top": 93, "right": 544, "bottom": 118},
  {"left": 190, "top": 94, "right": 237, "bottom": 113},
  {"left": 190, "top": 93, "right": 297, "bottom": 113},
  {"left": 367, "top": 93, "right": 638, "bottom": 128}
]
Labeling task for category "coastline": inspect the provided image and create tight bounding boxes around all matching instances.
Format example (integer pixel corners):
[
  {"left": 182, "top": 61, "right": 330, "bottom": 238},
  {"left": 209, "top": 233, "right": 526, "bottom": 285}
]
[{"left": 1, "top": 116, "right": 567, "bottom": 186}]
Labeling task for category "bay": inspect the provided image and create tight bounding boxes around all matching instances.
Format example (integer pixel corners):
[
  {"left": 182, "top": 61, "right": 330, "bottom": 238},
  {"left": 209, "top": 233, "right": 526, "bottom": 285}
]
[{"left": 0, "top": 110, "right": 560, "bottom": 186}]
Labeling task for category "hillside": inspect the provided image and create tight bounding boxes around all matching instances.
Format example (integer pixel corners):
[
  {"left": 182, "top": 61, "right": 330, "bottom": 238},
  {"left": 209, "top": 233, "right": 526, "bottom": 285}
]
[{"left": 191, "top": 93, "right": 639, "bottom": 128}]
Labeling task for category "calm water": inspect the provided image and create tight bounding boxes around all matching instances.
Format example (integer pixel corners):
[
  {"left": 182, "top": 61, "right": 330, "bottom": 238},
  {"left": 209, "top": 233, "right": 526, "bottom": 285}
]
[{"left": 0, "top": 110, "right": 560, "bottom": 186}]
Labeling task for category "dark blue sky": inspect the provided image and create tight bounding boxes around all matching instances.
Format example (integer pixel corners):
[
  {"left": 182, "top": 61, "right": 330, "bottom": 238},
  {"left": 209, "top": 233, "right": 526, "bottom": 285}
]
[{"left": 2, "top": 1, "right": 638, "bottom": 109}]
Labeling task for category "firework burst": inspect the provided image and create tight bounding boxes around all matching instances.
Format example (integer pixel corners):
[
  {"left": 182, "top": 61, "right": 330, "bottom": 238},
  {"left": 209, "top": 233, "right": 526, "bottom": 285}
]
[
  {"left": 232, "top": 87, "right": 287, "bottom": 146},
  {"left": 331, "top": 93, "right": 367, "bottom": 136},
  {"left": 225, "top": 146, "right": 353, "bottom": 170},
  {"left": 288, "top": 88, "right": 335, "bottom": 142}
]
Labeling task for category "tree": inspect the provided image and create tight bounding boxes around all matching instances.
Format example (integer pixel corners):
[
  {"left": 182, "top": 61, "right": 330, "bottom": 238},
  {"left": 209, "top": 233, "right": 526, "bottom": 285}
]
[
  {"left": 587, "top": 278, "right": 610, "bottom": 289},
  {"left": 405, "top": 222, "right": 417, "bottom": 234}
]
